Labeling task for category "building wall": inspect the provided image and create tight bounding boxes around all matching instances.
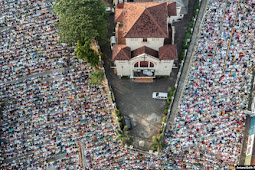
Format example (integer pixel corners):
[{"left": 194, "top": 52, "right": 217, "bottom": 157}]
[
  {"left": 115, "top": 60, "right": 130, "bottom": 76},
  {"left": 155, "top": 60, "right": 174, "bottom": 76},
  {"left": 126, "top": 38, "right": 165, "bottom": 51},
  {"left": 115, "top": 54, "right": 174, "bottom": 77}
]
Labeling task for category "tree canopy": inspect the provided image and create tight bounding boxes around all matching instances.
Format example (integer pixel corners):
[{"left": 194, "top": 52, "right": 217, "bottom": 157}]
[
  {"left": 150, "top": 134, "right": 167, "bottom": 152},
  {"left": 116, "top": 126, "right": 133, "bottom": 147},
  {"left": 75, "top": 41, "right": 99, "bottom": 67},
  {"left": 54, "top": 0, "right": 108, "bottom": 46}
]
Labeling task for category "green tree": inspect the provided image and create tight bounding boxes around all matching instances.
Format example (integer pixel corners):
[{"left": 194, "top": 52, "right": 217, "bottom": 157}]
[
  {"left": 54, "top": 0, "right": 108, "bottom": 45},
  {"left": 116, "top": 126, "right": 133, "bottom": 147},
  {"left": 150, "top": 134, "right": 167, "bottom": 152},
  {"left": 75, "top": 41, "right": 99, "bottom": 67},
  {"left": 89, "top": 69, "right": 104, "bottom": 85}
]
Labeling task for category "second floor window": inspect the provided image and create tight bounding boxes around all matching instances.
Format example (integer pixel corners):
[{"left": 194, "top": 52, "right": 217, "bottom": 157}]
[{"left": 142, "top": 38, "right": 147, "bottom": 42}]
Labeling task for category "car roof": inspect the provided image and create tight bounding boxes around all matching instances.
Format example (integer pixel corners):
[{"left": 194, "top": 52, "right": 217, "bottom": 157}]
[{"left": 156, "top": 92, "right": 168, "bottom": 97}]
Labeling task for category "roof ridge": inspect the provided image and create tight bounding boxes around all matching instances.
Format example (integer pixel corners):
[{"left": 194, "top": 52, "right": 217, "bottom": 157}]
[
  {"left": 123, "top": 4, "right": 145, "bottom": 37},
  {"left": 144, "top": 4, "right": 167, "bottom": 37}
]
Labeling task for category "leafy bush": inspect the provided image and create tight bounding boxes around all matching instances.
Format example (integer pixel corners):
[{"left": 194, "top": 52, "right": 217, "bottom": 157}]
[
  {"left": 169, "top": 91, "right": 174, "bottom": 97},
  {"left": 119, "top": 122, "right": 122, "bottom": 127},
  {"left": 160, "top": 127, "right": 163, "bottom": 133},
  {"left": 167, "top": 97, "right": 171, "bottom": 104},
  {"left": 180, "top": 51, "right": 185, "bottom": 60},
  {"left": 118, "top": 116, "right": 123, "bottom": 122},
  {"left": 189, "top": 21, "right": 194, "bottom": 29},
  {"left": 183, "top": 43, "right": 189, "bottom": 50},
  {"left": 115, "top": 109, "right": 120, "bottom": 117},
  {"left": 162, "top": 116, "right": 167, "bottom": 123},
  {"left": 164, "top": 109, "right": 168, "bottom": 114},
  {"left": 186, "top": 32, "right": 191, "bottom": 40}
]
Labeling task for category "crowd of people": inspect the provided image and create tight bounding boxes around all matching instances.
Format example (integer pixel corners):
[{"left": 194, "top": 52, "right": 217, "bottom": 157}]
[
  {"left": 0, "top": 0, "right": 254, "bottom": 169},
  {"left": 0, "top": 0, "right": 118, "bottom": 169},
  {"left": 167, "top": 0, "right": 255, "bottom": 168}
]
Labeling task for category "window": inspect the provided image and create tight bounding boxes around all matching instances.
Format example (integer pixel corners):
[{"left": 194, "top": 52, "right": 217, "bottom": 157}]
[
  {"left": 134, "top": 62, "right": 139, "bottom": 67},
  {"left": 150, "top": 62, "right": 154, "bottom": 67},
  {"left": 142, "top": 38, "right": 147, "bottom": 42},
  {"left": 140, "top": 61, "right": 148, "bottom": 67}
]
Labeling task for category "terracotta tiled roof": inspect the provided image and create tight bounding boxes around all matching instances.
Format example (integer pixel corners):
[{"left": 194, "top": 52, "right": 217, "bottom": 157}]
[
  {"left": 159, "top": 45, "right": 177, "bottom": 60},
  {"left": 115, "top": 8, "right": 123, "bottom": 22},
  {"left": 117, "top": 25, "right": 126, "bottom": 44},
  {"left": 112, "top": 45, "right": 131, "bottom": 61},
  {"left": 167, "top": 2, "right": 177, "bottom": 16},
  {"left": 123, "top": 2, "right": 168, "bottom": 38},
  {"left": 131, "top": 46, "right": 158, "bottom": 58}
]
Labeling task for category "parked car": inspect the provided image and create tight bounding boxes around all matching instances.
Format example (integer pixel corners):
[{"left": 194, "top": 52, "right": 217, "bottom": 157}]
[
  {"left": 110, "top": 36, "right": 116, "bottom": 50},
  {"left": 124, "top": 116, "right": 131, "bottom": 129},
  {"left": 106, "top": 7, "right": 114, "bottom": 14},
  {"left": 152, "top": 92, "right": 168, "bottom": 100}
]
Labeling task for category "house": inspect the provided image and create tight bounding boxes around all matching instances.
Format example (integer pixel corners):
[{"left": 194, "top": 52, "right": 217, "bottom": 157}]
[{"left": 112, "top": 2, "right": 177, "bottom": 82}]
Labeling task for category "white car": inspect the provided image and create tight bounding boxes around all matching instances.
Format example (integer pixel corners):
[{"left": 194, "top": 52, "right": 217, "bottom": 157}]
[
  {"left": 110, "top": 36, "right": 116, "bottom": 50},
  {"left": 106, "top": 7, "right": 114, "bottom": 14},
  {"left": 152, "top": 92, "right": 168, "bottom": 100}
]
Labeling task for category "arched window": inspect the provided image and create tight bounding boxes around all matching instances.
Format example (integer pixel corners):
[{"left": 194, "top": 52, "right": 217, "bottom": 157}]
[
  {"left": 140, "top": 61, "right": 148, "bottom": 67},
  {"left": 134, "top": 62, "right": 139, "bottom": 67},
  {"left": 150, "top": 62, "right": 154, "bottom": 67}
]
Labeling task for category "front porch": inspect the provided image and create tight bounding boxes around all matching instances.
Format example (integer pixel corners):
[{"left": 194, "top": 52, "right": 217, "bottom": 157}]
[{"left": 133, "top": 69, "right": 155, "bottom": 78}]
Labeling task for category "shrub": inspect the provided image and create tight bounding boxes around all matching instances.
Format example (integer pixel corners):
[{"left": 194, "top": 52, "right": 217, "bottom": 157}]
[
  {"left": 118, "top": 116, "right": 123, "bottom": 122},
  {"left": 183, "top": 43, "right": 189, "bottom": 50},
  {"left": 167, "top": 97, "right": 171, "bottom": 104},
  {"left": 160, "top": 127, "right": 163, "bottom": 133},
  {"left": 169, "top": 91, "right": 174, "bottom": 97},
  {"left": 171, "top": 86, "right": 176, "bottom": 91},
  {"left": 186, "top": 32, "right": 191, "bottom": 40},
  {"left": 162, "top": 116, "right": 167, "bottom": 123},
  {"left": 115, "top": 109, "right": 120, "bottom": 117},
  {"left": 189, "top": 21, "right": 194, "bottom": 29},
  {"left": 119, "top": 122, "right": 122, "bottom": 127},
  {"left": 180, "top": 51, "right": 185, "bottom": 60},
  {"left": 164, "top": 109, "right": 168, "bottom": 114}
]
